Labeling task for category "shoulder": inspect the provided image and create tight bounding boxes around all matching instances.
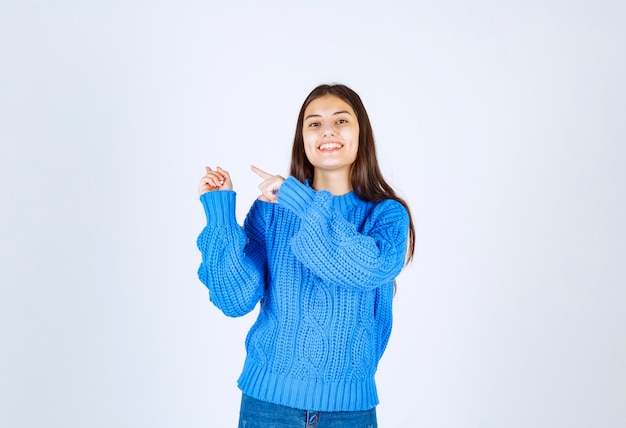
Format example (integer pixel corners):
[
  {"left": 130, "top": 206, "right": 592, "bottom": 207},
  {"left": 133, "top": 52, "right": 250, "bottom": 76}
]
[
  {"left": 365, "top": 198, "right": 410, "bottom": 228},
  {"left": 373, "top": 198, "right": 408, "bottom": 217}
]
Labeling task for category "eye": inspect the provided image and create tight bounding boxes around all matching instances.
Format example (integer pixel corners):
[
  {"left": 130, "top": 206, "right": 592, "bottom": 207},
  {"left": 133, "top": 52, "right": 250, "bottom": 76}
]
[
  {"left": 336, "top": 118, "right": 348, "bottom": 124},
  {"left": 307, "top": 121, "right": 320, "bottom": 127}
]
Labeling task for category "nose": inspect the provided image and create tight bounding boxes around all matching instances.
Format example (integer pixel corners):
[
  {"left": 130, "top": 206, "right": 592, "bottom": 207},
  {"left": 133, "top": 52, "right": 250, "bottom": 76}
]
[{"left": 322, "top": 123, "right": 335, "bottom": 136}]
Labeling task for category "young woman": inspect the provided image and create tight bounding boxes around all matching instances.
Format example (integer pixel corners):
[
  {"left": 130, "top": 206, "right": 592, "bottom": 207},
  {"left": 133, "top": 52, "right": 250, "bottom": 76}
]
[{"left": 197, "top": 84, "right": 415, "bottom": 427}]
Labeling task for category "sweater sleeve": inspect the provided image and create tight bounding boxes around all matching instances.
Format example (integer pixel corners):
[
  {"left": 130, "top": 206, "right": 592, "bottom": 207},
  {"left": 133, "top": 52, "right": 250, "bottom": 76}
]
[
  {"left": 196, "top": 191, "right": 266, "bottom": 317},
  {"left": 278, "top": 177, "right": 409, "bottom": 290}
]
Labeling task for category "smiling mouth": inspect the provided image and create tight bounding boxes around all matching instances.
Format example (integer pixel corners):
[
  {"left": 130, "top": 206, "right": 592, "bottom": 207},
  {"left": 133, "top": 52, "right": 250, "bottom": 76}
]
[{"left": 318, "top": 142, "right": 343, "bottom": 151}]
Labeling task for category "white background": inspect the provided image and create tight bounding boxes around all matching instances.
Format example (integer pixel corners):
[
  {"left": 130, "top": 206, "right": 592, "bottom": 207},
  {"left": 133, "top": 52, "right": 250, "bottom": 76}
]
[{"left": 1, "top": 1, "right": 624, "bottom": 427}]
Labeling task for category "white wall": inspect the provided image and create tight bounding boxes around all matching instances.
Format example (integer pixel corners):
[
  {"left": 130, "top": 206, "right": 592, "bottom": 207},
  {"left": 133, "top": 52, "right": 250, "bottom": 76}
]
[{"left": 1, "top": 1, "right": 624, "bottom": 427}]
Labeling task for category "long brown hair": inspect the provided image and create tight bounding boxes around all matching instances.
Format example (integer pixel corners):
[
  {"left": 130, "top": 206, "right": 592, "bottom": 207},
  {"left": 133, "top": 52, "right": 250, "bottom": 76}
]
[{"left": 289, "top": 83, "right": 415, "bottom": 265}]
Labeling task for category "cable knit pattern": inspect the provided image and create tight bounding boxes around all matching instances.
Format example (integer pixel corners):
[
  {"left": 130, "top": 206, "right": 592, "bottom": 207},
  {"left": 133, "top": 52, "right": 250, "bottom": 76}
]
[{"left": 196, "top": 177, "right": 409, "bottom": 412}]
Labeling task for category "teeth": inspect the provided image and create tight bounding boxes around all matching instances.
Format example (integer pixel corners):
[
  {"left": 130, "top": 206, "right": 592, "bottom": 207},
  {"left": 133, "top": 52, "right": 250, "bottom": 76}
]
[{"left": 319, "top": 142, "right": 342, "bottom": 150}]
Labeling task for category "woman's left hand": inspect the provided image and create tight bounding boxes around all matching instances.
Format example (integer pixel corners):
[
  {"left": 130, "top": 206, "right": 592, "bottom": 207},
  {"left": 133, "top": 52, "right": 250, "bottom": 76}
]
[{"left": 251, "top": 165, "right": 285, "bottom": 202}]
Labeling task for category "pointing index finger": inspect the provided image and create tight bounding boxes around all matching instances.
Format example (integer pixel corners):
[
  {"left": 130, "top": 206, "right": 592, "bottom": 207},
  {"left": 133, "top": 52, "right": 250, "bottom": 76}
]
[{"left": 251, "top": 164, "right": 273, "bottom": 180}]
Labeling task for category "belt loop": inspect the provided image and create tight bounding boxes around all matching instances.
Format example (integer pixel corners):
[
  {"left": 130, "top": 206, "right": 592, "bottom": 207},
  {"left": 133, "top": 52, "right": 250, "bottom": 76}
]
[{"left": 306, "top": 410, "right": 320, "bottom": 427}]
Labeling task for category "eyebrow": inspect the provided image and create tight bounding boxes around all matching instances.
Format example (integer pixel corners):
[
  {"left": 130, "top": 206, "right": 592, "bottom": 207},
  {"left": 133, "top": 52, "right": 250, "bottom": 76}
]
[{"left": 304, "top": 110, "right": 353, "bottom": 121}]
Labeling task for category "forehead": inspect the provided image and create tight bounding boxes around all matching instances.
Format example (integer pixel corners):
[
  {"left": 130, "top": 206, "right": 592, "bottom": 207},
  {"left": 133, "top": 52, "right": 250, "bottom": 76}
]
[{"left": 304, "top": 94, "right": 356, "bottom": 117}]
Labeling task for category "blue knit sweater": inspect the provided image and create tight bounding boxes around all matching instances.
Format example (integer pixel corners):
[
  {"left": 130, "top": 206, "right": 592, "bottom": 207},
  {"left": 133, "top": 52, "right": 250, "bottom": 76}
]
[{"left": 197, "top": 176, "right": 409, "bottom": 412}]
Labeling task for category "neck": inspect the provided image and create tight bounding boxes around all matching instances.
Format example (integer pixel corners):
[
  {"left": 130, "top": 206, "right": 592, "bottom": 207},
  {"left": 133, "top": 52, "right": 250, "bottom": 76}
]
[{"left": 312, "top": 169, "right": 352, "bottom": 195}]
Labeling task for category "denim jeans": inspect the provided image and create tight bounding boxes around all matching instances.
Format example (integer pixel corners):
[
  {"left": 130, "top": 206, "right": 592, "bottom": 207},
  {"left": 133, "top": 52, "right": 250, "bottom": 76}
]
[{"left": 238, "top": 394, "right": 377, "bottom": 428}]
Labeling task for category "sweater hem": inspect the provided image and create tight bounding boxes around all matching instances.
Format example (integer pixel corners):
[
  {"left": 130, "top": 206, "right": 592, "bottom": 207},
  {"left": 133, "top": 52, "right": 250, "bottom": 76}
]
[{"left": 237, "top": 359, "right": 379, "bottom": 412}]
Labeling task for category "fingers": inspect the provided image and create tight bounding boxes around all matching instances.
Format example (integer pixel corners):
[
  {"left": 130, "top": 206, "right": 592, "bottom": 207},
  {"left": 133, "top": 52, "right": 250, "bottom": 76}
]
[
  {"left": 198, "top": 177, "right": 220, "bottom": 195},
  {"left": 199, "top": 165, "right": 282, "bottom": 199},
  {"left": 216, "top": 166, "right": 231, "bottom": 184},
  {"left": 198, "top": 165, "right": 233, "bottom": 195},
  {"left": 251, "top": 165, "right": 284, "bottom": 202},
  {"left": 251, "top": 164, "right": 273, "bottom": 180},
  {"left": 203, "top": 166, "right": 225, "bottom": 187},
  {"left": 258, "top": 182, "right": 280, "bottom": 202}
]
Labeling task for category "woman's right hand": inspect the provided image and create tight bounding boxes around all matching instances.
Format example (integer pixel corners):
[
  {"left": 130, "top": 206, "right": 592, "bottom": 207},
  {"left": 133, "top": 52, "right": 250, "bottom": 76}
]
[{"left": 198, "top": 166, "right": 233, "bottom": 195}]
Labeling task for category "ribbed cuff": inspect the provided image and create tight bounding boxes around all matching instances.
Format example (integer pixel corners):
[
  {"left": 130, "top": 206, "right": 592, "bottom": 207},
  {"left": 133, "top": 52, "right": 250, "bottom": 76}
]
[
  {"left": 278, "top": 177, "right": 316, "bottom": 217},
  {"left": 199, "top": 190, "right": 236, "bottom": 225}
]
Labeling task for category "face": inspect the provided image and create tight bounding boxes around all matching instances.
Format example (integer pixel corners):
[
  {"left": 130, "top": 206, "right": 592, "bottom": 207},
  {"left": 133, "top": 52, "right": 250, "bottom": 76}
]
[{"left": 302, "top": 94, "right": 359, "bottom": 176}]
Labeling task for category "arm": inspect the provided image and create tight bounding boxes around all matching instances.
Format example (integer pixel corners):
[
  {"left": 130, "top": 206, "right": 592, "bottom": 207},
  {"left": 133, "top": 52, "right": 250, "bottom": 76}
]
[
  {"left": 196, "top": 191, "right": 266, "bottom": 317},
  {"left": 278, "top": 177, "right": 409, "bottom": 291}
]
